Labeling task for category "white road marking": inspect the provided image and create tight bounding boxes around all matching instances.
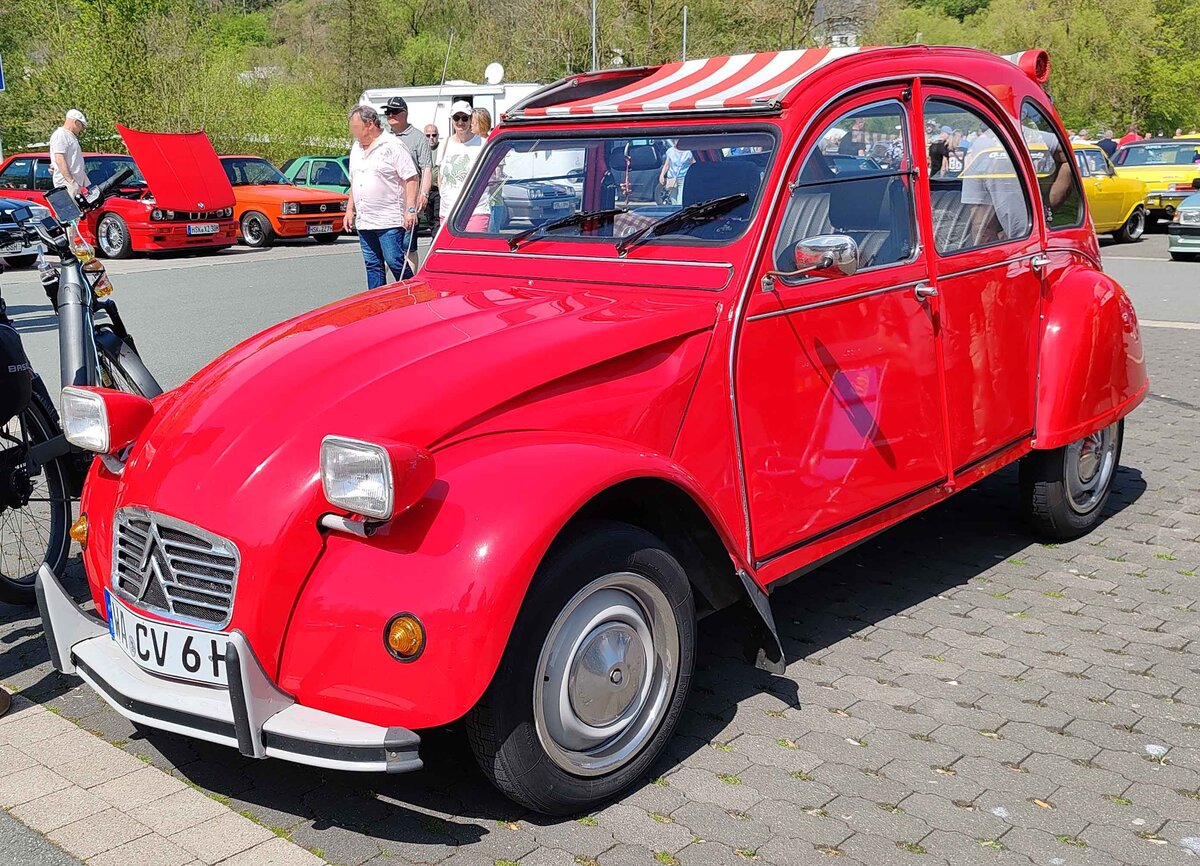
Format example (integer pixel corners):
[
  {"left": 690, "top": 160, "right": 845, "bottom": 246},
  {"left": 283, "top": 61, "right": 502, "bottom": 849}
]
[{"left": 1141, "top": 320, "right": 1200, "bottom": 330}]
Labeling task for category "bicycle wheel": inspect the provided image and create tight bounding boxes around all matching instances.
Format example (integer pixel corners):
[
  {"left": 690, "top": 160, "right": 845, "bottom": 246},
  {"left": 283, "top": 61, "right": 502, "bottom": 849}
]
[{"left": 0, "top": 395, "right": 72, "bottom": 604}]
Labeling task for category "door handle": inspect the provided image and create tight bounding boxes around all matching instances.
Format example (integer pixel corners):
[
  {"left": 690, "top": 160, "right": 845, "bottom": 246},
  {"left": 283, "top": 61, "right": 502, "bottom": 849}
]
[
  {"left": 914, "top": 283, "right": 938, "bottom": 301},
  {"left": 1031, "top": 253, "right": 1051, "bottom": 272}
]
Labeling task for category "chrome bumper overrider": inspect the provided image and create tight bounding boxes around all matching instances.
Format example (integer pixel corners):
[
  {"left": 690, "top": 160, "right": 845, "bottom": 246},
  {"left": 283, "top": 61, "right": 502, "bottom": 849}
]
[{"left": 36, "top": 565, "right": 421, "bottom": 774}]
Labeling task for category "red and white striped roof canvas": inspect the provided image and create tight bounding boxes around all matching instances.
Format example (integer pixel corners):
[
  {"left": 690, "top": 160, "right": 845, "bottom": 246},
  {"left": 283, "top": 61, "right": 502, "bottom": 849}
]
[{"left": 523, "top": 47, "right": 864, "bottom": 118}]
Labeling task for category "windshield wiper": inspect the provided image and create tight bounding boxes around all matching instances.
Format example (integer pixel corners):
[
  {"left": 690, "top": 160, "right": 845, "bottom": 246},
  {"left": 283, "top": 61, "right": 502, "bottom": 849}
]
[
  {"left": 508, "top": 207, "right": 627, "bottom": 251},
  {"left": 615, "top": 193, "right": 749, "bottom": 256}
]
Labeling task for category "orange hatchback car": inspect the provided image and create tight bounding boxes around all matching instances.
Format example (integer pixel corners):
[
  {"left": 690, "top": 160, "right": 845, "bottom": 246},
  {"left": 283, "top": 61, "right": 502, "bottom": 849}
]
[{"left": 219, "top": 155, "right": 347, "bottom": 248}]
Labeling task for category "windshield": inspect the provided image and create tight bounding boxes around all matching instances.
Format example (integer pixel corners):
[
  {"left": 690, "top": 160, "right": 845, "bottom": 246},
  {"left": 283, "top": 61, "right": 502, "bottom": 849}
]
[
  {"left": 451, "top": 130, "right": 777, "bottom": 246},
  {"left": 1114, "top": 142, "right": 1200, "bottom": 167},
  {"left": 222, "top": 157, "right": 289, "bottom": 186},
  {"left": 84, "top": 156, "right": 147, "bottom": 187}
]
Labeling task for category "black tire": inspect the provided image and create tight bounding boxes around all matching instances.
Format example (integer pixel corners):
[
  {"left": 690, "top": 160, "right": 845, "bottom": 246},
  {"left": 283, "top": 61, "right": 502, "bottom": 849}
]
[
  {"left": 0, "top": 393, "right": 72, "bottom": 604},
  {"left": 2, "top": 254, "right": 38, "bottom": 269},
  {"left": 312, "top": 232, "right": 340, "bottom": 244},
  {"left": 1113, "top": 207, "right": 1145, "bottom": 243},
  {"left": 240, "top": 212, "right": 275, "bottom": 248},
  {"left": 96, "top": 213, "right": 133, "bottom": 259},
  {"left": 1020, "top": 420, "right": 1123, "bottom": 540},
  {"left": 467, "top": 520, "right": 696, "bottom": 815},
  {"left": 1169, "top": 251, "right": 1198, "bottom": 262}
]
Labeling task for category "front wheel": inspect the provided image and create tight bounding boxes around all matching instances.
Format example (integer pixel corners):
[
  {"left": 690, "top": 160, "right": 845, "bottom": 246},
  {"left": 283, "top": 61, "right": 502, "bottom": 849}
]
[
  {"left": 240, "top": 212, "right": 276, "bottom": 248},
  {"left": 0, "top": 394, "right": 72, "bottom": 604},
  {"left": 1020, "top": 421, "right": 1123, "bottom": 540},
  {"left": 96, "top": 213, "right": 133, "bottom": 259},
  {"left": 1113, "top": 207, "right": 1145, "bottom": 243},
  {"left": 467, "top": 521, "right": 695, "bottom": 815}
]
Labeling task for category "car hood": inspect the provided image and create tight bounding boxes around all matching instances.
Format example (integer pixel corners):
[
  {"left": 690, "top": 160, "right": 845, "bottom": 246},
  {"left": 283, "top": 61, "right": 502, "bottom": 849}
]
[
  {"left": 230, "top": 184, "right": 346, "bottom": 203},
  {"left": 112, "top": 277, "right": 718, "bottom": 673},
  {"left": 1114, "top": 164, "right": 1200, "bottom": 186},
  {"left": 117, "top": 126, "right": 234, "bottom": 211}
]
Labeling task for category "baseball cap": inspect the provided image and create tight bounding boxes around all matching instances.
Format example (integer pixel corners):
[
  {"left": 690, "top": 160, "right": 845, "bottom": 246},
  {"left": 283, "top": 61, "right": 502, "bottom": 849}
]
[
  {"left": 450, "top": 100, "right": 473, "bottom": 118},
  {"left": 382, "top": 96, "right": 408, "bottom": 115},
  {"left": 66, "top": 109, "right": 88, "bottom": 127},
  {"left": 939, "top": 125, "right": 953, "bottom": 134}
]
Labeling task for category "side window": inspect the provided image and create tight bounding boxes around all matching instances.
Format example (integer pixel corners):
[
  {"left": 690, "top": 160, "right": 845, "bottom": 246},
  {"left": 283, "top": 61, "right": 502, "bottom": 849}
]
[
  {"left": 772, "top": 100, "right": 916, "bottom": 272},
  {"left": 34, "top": 160, "right": 54, "bottom": 191},
  {"left": 1020, "top": 101, "right": 1085, "bottom": 229},
  {"left": 0, "top": 158, "right": 33, "bottom": 190},
  {"left": 313, "top": 160, "right": 346, "bottom": 186},
  {"left": 1089, "top": 150, "right": 1115, "bottom": 177},
  {"left": 294, "top": 162, "right": 311, "bottom": 184},
  {"left": 1074, "top": 151, "right": 1092, "bottom": 178},
  {"left": 924, "top": 99, "right": 1032, "bottom": 255}
]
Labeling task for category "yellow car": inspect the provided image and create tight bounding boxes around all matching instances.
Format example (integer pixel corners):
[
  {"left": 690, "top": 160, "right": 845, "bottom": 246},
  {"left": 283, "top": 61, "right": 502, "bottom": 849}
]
[
  {"left": 1073, "top": 143, "right": 1148, "bottom": 242},
  {"left": 1112, "top": 136, "right": 1200, "bottom": 225}
]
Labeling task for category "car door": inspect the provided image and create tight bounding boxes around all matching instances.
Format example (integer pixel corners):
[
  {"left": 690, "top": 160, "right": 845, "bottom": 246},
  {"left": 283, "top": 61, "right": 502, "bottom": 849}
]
[
  {"left": 735, "top": 90, "right": 948, "bottom": 563},
  {"left": 920, "top": 90, "right": 1045, "bottom": 473},
  {"left": 0, "top": 158, "right": 37, "bottom": 202},
  {"left": 1077, "top": 148, "right": 1120, "bottom": 230}
]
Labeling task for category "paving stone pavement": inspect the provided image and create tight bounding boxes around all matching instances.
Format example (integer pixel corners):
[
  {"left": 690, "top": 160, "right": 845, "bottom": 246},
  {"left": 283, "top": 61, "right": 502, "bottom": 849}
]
[{"left": 0, "top": 326, "right": 1197, "bottom": 866}]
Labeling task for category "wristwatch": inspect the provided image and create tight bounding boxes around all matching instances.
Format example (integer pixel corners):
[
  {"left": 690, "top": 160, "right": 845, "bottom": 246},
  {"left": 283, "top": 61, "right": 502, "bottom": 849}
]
[{"left": 407, "top": 207, "right": 417, "bottom": 213}]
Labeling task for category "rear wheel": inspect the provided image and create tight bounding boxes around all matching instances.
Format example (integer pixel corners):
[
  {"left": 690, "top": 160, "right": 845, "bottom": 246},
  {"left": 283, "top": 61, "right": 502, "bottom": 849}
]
[
  {"left": 0, "top": 394, "right": 72, "bottom": 604},
  {"left": 240, "top": 212, "right": 275, "bottom": 248},
  {"left": 96, "top": 213, "right": 133, "bottom": 259},
  {"left": 1020, "top": 421, "right": 1122, "bottom": 540},
  {"left": 1113, "top": 207, "right": 1145, "bottom": 243},
  {"left": 467, "top": 521, "right": 695, "bottom": 815}
]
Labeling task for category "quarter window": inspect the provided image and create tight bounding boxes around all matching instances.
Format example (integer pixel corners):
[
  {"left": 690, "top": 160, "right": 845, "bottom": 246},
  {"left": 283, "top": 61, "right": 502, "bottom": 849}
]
[
  {"left": 0, "top": 158, "right": 33, "bottom": 190},
  {"left": 1019, "top": 101, "right": 1085, "bottom": 229},
  {"left": 772, "top": 101, "right": 916, "bottom": 272}
]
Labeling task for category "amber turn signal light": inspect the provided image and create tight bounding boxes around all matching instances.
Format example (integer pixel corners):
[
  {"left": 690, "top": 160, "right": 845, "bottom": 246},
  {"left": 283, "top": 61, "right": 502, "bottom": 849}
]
[
  {"left": 384, "top": 614, "right": 425, "bottom": 661},
  {"left": 69, "top": 514, "right": 89, "bottom": 547}
]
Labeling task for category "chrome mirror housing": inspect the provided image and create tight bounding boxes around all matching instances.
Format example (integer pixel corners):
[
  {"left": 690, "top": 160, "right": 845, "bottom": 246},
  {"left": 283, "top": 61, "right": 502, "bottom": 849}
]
[{"left": 763, "top": 234, "right": 859, "bottom": 290}]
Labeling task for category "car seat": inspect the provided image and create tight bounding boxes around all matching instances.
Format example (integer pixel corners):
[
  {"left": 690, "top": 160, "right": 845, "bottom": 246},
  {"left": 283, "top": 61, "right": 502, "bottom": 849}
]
[{"left": 679, "top": 160, "right": 761, "bottom": 238}]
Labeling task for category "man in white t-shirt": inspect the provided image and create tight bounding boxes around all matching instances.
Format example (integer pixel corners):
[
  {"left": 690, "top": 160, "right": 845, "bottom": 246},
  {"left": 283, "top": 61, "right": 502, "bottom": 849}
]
[
  {"left": 49, "top": 109, "right": 91, "bottom": 197},
  {"left": 438, "top": 101, "right": 486, "bottom": 230},
  {"left": 344, "top": 105, "right": 419, "bottom": 289}
]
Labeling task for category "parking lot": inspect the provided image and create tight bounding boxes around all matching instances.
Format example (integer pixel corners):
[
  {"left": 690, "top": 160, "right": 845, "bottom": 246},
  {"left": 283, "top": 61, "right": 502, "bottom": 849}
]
[{"left": 0, "top": 232, "right": 1198, "bottom": 866}]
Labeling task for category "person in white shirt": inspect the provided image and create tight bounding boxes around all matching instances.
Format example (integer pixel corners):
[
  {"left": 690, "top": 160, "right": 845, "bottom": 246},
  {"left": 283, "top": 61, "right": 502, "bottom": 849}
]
[
  {"left": 438, "top": 101, "right": 487, "bottom": 231},
  {"left": 344, "top": 105, "right": 419, "bottom": 289},
  {"left": 50, "top": 109, "right": 91, "bottom": 197}
]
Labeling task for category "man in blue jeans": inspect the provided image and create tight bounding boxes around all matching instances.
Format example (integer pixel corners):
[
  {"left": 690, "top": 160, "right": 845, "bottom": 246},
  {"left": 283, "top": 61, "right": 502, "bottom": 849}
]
[{"left": 345, "top": 105, "right": 419, "bottom": 289}]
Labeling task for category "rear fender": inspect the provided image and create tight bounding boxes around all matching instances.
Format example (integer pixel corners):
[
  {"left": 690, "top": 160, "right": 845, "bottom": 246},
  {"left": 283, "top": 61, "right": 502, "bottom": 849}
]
[
  {"left": 1034, "top": 264, "right": 1148, "bottom": 450},
  {"left": 276, "top": 431, "right": 744, "bottom": 730}
]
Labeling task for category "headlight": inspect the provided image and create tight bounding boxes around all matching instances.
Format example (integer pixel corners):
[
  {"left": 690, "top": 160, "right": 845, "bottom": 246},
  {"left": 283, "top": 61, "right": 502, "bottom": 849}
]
[
  {"left": 150, "top": 209, "right": 164, "bottom": 221},
  {"left": 61, "top": 388, "right": 109, "bottom": 452},
  {"left": 321, "top": 436, "right": 394, "bottom": 519},
  {"left": 164, "top": 210, "right": 175, "bottom": 221},
  {"left": 529, "top": 189, "right": 543, "bottom": 199},
  {"left": 224, "top": 207, "right": 234, "bottom": 218},
  {"left": 338, "top": 200, "right": 347, "bottom": 212},
  {"left": 282, "top": 202, "right": 300, "bottom": 215}
]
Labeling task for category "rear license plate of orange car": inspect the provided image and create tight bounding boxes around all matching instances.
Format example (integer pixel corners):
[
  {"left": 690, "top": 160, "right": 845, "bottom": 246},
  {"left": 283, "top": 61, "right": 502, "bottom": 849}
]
[
  {"left": 105, "top": 590, "right": 229, "bottom": 686},
  {"left": 187, "top": 223, "right": 220, "bottom": 236},
  {"left": 307, "top": 224, "right": 333, "bottom": 234}
]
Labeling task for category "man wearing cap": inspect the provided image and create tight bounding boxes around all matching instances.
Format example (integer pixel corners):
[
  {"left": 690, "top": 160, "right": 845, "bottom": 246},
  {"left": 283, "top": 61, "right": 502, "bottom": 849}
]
[
  {"left": 381, "top": 96, "right": 433, "bottom": 273},
  {"left": 50, "top": 109, "right": 91, "bottom": 197},
  {"left": 345, "top": 105, "right": 419, "bottom": 289}
]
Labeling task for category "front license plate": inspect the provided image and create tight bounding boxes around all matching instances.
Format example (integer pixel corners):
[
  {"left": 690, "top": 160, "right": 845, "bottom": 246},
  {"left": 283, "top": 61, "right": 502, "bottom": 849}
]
[
  {"left": 0, "top": 243, "right": 24, "bottom": 255},
  {"left": 105, "top": 590, "right": 228, "bottom": 685},
  {"left": 552, "top": 201, "right": 572, "bottom": 209},
  {"left": 187, "top": 223, "right": 220, "bottom": 236},
  {"left": 307, "top": 223, "right": 333, "bottom": 234}
]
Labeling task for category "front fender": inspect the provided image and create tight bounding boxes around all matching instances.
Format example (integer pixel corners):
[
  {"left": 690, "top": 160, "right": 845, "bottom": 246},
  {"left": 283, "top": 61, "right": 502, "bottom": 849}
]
[
  {"left": 1034, "top": 263, "right": 1148, "bottom": 450},
  {"left": 276, "top": 431, "right": 735, "bottom": 730}
]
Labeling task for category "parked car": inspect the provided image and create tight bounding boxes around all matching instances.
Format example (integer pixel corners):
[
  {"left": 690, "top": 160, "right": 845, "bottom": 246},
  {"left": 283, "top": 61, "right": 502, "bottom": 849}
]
[
  {"left": 1167, "top": 180, "right": 1200, "bottom": 260},
  {"left": 1113, "top": 136, "right": 1200, "bottom": 226},
  {"left": 0, "top": 198, "right": 52, "bottom": 267},
  {"left": 280, "top": 155, "right": 350, "bottom": 194},
  {"left": 40, "top": 45, "right": 1147, "bottom": 817},
  {"left": 1072, "top": 142, "right": 1147, "bottom": 242},
  {"left": 219, "top": 156, "right": 346, "bottom": 248},
  {"left": 0, "top": 127, "right": 237, "bottom": 259}
]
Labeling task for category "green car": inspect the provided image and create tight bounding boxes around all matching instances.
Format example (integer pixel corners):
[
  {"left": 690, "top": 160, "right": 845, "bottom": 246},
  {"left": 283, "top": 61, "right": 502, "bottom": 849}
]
[
  {"left": 280, "top": 156, "right": 350, "bottom": 194},
  {"left": 280, "top": 154, "right": 435, "bottom": 234}
]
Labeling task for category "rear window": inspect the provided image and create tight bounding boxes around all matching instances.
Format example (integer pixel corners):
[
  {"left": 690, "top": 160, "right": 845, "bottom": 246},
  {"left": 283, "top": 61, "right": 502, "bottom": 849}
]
[{"left": 1115, "top": 142, "right": 1200, "bottom": 167}]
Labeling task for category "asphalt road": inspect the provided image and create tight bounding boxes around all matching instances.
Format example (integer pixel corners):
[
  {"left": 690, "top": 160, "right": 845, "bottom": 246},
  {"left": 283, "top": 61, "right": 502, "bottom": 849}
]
[{"left": 1, "top": 233, "right": 1196, "bottom": 397}]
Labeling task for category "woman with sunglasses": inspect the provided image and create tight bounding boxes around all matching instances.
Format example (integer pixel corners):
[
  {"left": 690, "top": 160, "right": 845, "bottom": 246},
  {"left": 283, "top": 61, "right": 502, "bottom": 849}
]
[{"left": 438, "top": 100, "right": 487, "bottom": 231}]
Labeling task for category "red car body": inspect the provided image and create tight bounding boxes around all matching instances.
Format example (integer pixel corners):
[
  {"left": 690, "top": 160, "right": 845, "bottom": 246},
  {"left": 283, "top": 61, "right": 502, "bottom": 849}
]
[
  {"left": 0, "top": 126, "right": 236, "bottom": 257},
  {"left": 40, "top": 46, "right": 1147, "bottom": 812}
]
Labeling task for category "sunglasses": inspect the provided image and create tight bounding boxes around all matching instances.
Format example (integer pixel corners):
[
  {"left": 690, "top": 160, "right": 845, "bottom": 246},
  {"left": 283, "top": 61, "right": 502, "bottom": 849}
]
[
  {"left": 425, "top": 133, "right": 439, "bottom": 138},
  {"left": 452, "top": 114, "right": 470, "bottom": 122}
]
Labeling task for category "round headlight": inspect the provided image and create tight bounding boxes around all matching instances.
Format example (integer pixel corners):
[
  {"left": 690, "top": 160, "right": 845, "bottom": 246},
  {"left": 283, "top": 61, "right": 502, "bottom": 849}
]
[{"left": 151, "top": 209, "right": 163, "bottom": 221}]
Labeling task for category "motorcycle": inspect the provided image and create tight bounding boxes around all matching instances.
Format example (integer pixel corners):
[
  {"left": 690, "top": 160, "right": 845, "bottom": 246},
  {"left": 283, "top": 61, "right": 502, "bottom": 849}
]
[{"left": 0, "top": 170, "right": 162, "bottom": 604}]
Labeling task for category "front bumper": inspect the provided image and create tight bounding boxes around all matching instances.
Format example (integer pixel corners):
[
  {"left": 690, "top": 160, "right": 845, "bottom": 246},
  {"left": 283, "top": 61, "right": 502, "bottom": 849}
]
[
  {"left": 36, "top": 565, "right": 421, "bottom": 774},
  {"left": 1167, "top": 221, "right": 1200, "bottom": 251},
  {"left": 276, "top": 215, "right": 341, "bottom": 238}
]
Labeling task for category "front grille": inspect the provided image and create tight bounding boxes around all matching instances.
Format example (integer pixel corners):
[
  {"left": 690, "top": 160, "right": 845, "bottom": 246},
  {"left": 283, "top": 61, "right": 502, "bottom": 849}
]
[
  {"left": 166, "top": 210, "right": 228, "bottom": 222},
  {"left": 297, "top": 202, "right": 341, "bottom": 215},
  {"left": 111, "top": 508, "right": 239, "bottom": 629}
]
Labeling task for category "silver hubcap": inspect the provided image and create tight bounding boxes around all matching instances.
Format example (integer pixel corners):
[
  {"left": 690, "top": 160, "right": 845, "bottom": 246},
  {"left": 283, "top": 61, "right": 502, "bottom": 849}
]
[
  {"left": 100, "top": 220, "right": 122, "bottom": 255},
  {"left": 1065, "top": 422, "right": 1118, "bottom": 514},
  {"left": 244, "top": 218, "right": 262, "bottom": 242},
  {"left": 535, "top": 572, "right": 678, "bottom": 776},
  {"left": 1128, "top": 210, "right": 1144, "bottom": 238}
]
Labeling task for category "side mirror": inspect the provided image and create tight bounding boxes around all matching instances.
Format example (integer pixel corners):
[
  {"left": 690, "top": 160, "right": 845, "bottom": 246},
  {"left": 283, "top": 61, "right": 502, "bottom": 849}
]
[{"left": 763, "top": 235, "right": 859, "bottom": 290}]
